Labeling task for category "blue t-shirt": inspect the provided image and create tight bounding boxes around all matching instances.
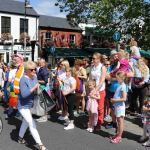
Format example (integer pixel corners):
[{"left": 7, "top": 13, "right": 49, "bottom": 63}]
[
  {"left": 18, "top": 75, "right": 38, "bottom": 108},
  {"left": 113, "top": 82, "right": 127, "bottom": 107},
  {"left": 107, "top": 64, "right": 120, "bottom": 92}
]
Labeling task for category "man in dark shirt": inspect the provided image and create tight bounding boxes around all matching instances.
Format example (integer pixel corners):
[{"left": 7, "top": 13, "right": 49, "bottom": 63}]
[
  {"left": 36, "top": 58, "right": 49, "bottom": 122},
  {"left": 37, "top": 59, "right": 49, "bottom": 87}
]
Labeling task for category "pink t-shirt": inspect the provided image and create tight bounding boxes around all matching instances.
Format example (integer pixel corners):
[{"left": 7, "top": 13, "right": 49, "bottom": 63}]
[{"left": 118, "top": 58, "right": 129, "bottom": 72}]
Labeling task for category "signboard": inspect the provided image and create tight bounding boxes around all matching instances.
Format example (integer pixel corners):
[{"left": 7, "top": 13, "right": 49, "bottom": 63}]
[{"left": 112, "top": 31, "right": 121, "bottom": 42}]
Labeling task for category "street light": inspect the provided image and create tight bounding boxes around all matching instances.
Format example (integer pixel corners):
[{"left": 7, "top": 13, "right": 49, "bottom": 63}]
[{"left": 24, "top": 0, "right": 32, "bottom": 60}]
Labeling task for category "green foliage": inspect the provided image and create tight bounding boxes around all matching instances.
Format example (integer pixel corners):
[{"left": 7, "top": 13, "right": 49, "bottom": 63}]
[{"left": 55, "top": 0, "right": 150, "bottom": 49}]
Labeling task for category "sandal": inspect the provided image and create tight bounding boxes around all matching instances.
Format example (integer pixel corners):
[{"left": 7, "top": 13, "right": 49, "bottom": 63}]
[
  {"left": 109, "top": 134, "right": 118, "bottom": 140},
  {"left": 111, "top": 136, "right": 122, "bottom": 144},
  {"left": 39, "top": 145, "right": 48, "bottom": 150}
]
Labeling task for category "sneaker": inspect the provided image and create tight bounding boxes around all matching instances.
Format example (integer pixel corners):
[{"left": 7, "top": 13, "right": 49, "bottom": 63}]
[
  {"left": 110, "top": 136, "right": 122, "bottom": 144},
  {"left": 58, "top": 115, "right": 68, "bottom": 121},
  {"left": 105, "top": 123, "right": 113, "bottom": 129},
  {"left": 64, "top": 120, "right": 71, "bottom": 126},
  {"left": 86, "top": 128, "right": 93, "bottom": 133},
  {"left": 36, "top": 116, "right": 48, "bottom": 122},
  {"left": 142, "top": 140, "right": 150, "bottom": 147},
  {"left": 18, "top": 137, "right": 26, "bottom": 144},
  {"left": 64, "top": 123, "right": 74, "bottom": 130},
  {"left": 104, "top": 115, "right": 112, "bottom": 123},
  {"left": 38, "top": 144, "right": 48, "bottom": 150},
  {"left": 139, "top": 136, "right": 149, "bottom": 143},
  {"left": 105, "top": 123, "right": 117, "bottom": 129},
  {"left": 57, "top": 110, "right": 62, "bottom": 114},
  {"left": 74, "top": 111, "right": 79, "bottom": 117}
]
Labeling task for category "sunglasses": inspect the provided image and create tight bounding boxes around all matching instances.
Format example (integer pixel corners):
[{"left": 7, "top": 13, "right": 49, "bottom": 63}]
[
  {"left": 105, "top": 64, "right": 110, "bottom": 66},
  {"left": 30, "top": 68, "right": 36, "bottom": 72}
]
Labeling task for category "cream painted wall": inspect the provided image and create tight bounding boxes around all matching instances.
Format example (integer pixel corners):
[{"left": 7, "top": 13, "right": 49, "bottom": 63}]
[{"left": 0, "top": 12, "right": 39, "bottom": 62}]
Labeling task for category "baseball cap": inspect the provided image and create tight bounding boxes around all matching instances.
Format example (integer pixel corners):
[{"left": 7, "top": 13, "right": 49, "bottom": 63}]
[{"left": 110, "top": 50, "right": 118, "bottom": 55}]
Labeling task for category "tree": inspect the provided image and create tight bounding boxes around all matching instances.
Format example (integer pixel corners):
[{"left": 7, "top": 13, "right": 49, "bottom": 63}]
[{"left": 55, "top": 0, "right": 150, "bottom": 49}]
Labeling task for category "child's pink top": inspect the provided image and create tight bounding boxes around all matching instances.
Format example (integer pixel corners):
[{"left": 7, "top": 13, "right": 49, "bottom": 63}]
[
  {"left": 86, "top": 89, "right": 99, "bottom": 114},
  {"left": 118, "top": 58, "right": 129, "bottom": 73}
]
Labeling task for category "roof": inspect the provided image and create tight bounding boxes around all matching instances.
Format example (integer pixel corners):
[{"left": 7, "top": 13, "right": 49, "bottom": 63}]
[
  {"left": 0, "top": 0, "right": 38, "bottom": 17},
  {"left": 39, "top": 15, "right": 81, "bottom": 31}
]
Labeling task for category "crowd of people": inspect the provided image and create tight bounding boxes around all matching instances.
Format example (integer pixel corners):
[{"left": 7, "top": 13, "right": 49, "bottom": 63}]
[{"left": 0, "top": 38, "right": 150, "bottom": 149}]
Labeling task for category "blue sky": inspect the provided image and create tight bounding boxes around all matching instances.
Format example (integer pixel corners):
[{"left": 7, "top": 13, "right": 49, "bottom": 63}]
[{"left": 16, "top": 0, "right": 67, "bottom": 18}]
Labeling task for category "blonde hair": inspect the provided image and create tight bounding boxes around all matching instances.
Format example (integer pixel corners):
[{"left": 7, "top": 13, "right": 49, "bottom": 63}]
[
  {"left": 137, "top": 58, "right": 149, "bottom": 78},
  {"left": 130, "top": 38, "right": 138, "bottom": 47},
  {"left": 88, "top": 79, "right": 96, "bottom": 87},
  {"left": 61, "top": 60, "right": 70, "bottom": 69},
  {"left": 93, "top": 52, "right": 102, "bottom": 60},
  {"left": 118, "top": 50, "right": 129, "bottom": 59},
  {"left": 116, "top": 72, "right": 127, "bottom": 81},
  {"left": 24, "top": 61, "right": 37, "bottom": 70}
]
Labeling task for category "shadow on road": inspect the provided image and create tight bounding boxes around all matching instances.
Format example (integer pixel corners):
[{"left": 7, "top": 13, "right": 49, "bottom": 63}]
[
  {"left": 123, "top": 130, "right": 141, "bottom": 142},
  {"left": 7, "top": 117, "right": 39, "bottom": 150}
]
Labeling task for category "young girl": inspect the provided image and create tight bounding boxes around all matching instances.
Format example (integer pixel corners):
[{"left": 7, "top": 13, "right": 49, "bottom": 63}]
[
  {"left": 140, "top": 96, "right": 150, "bottom": 146},
  {"left": 86, "top": 80, "right": 100, "bottom": 133},
  {"left": 110, "top": 72, "right": 127, "bottom": 144},
  {"left": 110, "top": 50, "right": 129, "bottom": 78}
]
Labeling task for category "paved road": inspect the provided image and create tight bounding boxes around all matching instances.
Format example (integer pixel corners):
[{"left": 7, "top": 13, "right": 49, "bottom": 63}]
[{"left": 0, "top": 106, "right": 147, "bottom": 150}]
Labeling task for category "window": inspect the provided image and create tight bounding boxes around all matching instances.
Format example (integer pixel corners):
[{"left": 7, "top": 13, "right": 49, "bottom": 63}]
[
  {"left": 1, "top": 16, "right": 11, "bottom": 33},
  {"left": 45, "top": 32, "right": 51, "bottom": 40},
  {"left": 69, "top": 35, "right": 76, "bottom": 44},
  {"left": 20, "top": 18, "right": 28, "bottom": 34}
]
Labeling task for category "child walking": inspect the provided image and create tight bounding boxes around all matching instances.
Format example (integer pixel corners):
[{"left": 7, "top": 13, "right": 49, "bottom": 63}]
[
  {"left": 140, "top": 96, "right": 150, "bottom": 146},
  {"left": 110, "top": 72, "right": 127, "bottom": 144},
  {"left": 86, "top": 80, "right": 100, "bottom": 133}
]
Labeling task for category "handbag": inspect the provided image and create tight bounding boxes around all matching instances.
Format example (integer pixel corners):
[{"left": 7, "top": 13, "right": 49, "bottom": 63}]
[
  {"left": 31, "top": 88, "right": 56, "bottom": 116},
  {"left": 42, "top": 89, "right": 56, "bottom": 112},
  {"left": 30, "top": 89, "right": 47, "bottom": 116}
]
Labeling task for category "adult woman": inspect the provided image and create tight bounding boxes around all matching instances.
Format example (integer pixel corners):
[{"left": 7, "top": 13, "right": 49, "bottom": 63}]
[
  {"left": 18, "top": 61, "right": 47, "bottom": 150},
  {"left": 72, "top": 59, "right": 87, "bottom": 115},
  {"left": 62, "top": 67, "right": 76, "bottom": 130},
  {"left": 89, "top": 52, "right": 106, "bottom": 130},
  {"left": 130, "top": 58, "right": 149, "bottom": 114}
]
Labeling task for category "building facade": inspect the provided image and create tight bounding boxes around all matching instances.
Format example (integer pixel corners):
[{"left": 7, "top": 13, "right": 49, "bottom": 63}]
[
  {"left": 39, "top": 15, "right": 82, "bottom": 50},
  {"left": 0, "top": 0, "right": 39, "bottom": 62}
]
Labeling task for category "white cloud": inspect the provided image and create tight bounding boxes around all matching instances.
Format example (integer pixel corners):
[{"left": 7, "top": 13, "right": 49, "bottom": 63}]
[{"left": 33, "top": 0, "right": 67, "bottom": 18}]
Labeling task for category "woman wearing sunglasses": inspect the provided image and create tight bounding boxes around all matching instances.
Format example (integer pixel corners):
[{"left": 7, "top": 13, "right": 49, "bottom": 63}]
[
  {"left": 17, "top": 61, "right": 48, "bottom": 150},
  {"left": 89, "top": 52, "right": 107, "bottom": 131}
]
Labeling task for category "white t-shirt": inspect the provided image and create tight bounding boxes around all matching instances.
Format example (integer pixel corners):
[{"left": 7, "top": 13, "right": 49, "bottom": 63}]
[
  {"left": 0, "top": 68, "right": 4, "bottom": 86},
  {"left": 57, "top": 69, "right": 66, "bottom": 81},
  {"left": 90, "top": 63, "right": 105, "bottom": 91},
  {"left": 131, "top": 46, "right": 141, "bottom": 57},
  {"left": 9, "top": 68, "right": 17, "bottom": 82},
  {"left": 62, "top": 76, "right": 76, "bottom": 94}
]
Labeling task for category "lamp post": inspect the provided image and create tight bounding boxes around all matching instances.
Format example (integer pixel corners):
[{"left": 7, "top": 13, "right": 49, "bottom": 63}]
[{"left": 24, "top": 0, "right": 32, "bottom": 60}]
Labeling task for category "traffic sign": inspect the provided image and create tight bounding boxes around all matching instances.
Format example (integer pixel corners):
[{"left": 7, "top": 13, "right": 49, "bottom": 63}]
[
  {"left": 112, "top": 31, "right": 121, "bottom": 41},
  {"left": 50, "top": 46, "right": 55, "bottom": 54}
]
